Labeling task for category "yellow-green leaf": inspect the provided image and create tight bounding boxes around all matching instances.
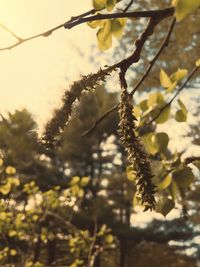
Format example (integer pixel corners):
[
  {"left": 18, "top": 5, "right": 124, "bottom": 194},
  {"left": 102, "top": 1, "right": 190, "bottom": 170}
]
[
  {"left": 93, "top": 0, "right": 106, "bottom": 9},
  {"left": 147, "top": 92, "right": 165, "bottom": 108},
  {"left": 111, "top": 18, "right": 126, "bottom": 38},
  {"left": 175, "top": 110, "right": 187, "bottom": 122},
  {"left": 196, "top": 58, "right": 200, "bottom": 67},
  {"left": 97, "top": 20, "right": 112, "bottom": 50},
  {"left": 172, "top": 167, "right": 195, "bottom": 188},
  {"left": 106, "top": 0, "right": 116, "bottom": 11},
  {"left": 105, "top": 234, "right": 114, "bottom": 243},
  {"left": 0, "top": 183, "right": 11, "bottom": 195},
  {"left": 88, "top": 20, "right": 105, "bottom": 28},
  {"left": 160, "top": 69, "right": 172, "bottom": 88},
  {"left": 158, "top": 174, "right": 172, "bottom": 190},
  {"left": 80, "top": 176, "right": 90, "bottom": 187},
  {"left": 156, "top": 105, "right": 171, "bottom": 124},
  {"left": 5, "top": 166, "right": 16, "bottom": 175},
  {"left": 155, "top": 197, "right": 175, "bottom": 217},
  {"left": 173, "top": 0, "right": 200, "bottom": 21},
  {"left": 170, "top": 68, "right": 188, "bottom": 82}
]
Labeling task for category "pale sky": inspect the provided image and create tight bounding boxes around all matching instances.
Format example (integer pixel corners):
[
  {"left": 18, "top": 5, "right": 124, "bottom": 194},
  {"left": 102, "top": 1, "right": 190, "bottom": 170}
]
[{"left": 0, "top": 0, "right": 99, "bottom": 128}]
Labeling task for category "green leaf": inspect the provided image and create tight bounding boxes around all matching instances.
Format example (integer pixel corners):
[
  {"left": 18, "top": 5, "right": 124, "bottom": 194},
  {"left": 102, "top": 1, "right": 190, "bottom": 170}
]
[
  {"left": 133, "top": 106, "right": 141, "bottom": 118},
  {"left": 142, "top": 133, "right": 158, "bottom": 155},
  {"left": 175, "top": 98, "right": 187, "bottom": 122},
  {"left": 160, "top": 69, "right": 172, "bottom": 88},
  {"left": 152, "top": 132, "right": 169, "bottom": 153},
  {"left": 155, "top": 197, "right": 175, "bottom": 217},
  {"left": 139, "top": 99, "right": 148, "bottom": 111},
  {"left": 93, "top": 0, "right": 106, "bottom": 9},
  {"left": 106, "top": 0, "right": 116, "bottom": 11},
  {"left": 97, "top": 20, "right": 112, "bottom": 50},
  {"left": 80, "top": 176, "right": 90, "bottom": 187},
  {"left": 156, "top": 105, "right": 171, "bottom": 124},
  {"left": 168, "top": 180, "right": 178, "bottom": 200},
  {"left": 105, "top": 234, "right": 114, "bottom": 243},
  {"left": 170, "top": 68, "right": 188, "bottom": 83},
  {"left": 158, "top": 174, "right": 172, "bottom": 190},
  {"left": 166, "top": 81, "right": 177, "bottom": 93},
  {"left": 175, "top": 110, "right": 187, "bottom": 122},
  {"left": 88, "top": 20, "right": 104, "bottom": 28},
  {"left": 172, "top": 167, "right": 195, "bottom": 188},
  {"left": 172, "top": 0, "right": 200, "bottom": 21},
  {"left": 147, "top": 92, "right": 165, "bottom": 108},
  {"left": 0, "top": 183, "right": 11, "bottom": 195},
  {"left": 196, "top": 58, "right": 200, "bottom": 67},
  {"left": 177, "top": 98, "right": 187, "bottom": 114},
  {"left": 70, "top": 176, "right": 80, "bottom": 185},
  {"left": 111, "top": 18, "right": 126, "bottom": 38}
]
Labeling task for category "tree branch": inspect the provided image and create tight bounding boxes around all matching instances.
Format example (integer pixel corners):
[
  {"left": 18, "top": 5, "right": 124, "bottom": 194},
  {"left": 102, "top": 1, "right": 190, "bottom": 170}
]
[
  {"left": 0, "top": 8, "right": 96, "bottom": 51},
  {"left": 0, "top": 7, "right": 174, "bottom": 52},
  {"left": 82, "top": 17, "right": 176, "bottom": 137}
]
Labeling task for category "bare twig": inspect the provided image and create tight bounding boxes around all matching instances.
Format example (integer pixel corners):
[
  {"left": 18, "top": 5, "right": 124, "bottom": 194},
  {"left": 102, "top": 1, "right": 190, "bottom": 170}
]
[
  {"left": 82, "top": 103, "right": 118, "bottom": 137},
  {"left": 123, "top": 0, "right": 135, "bottom": 12},
  {"left": 148, "top": 65, "right": 199, "bottom": 124},
  {"left": 0, "top": 7, "right": 174, "bottom": 52},
  {"left": 130, "top": 17, "right": 176, "bottom": 96},
  {"left": 0, "top": 8, "right": 96, "bottom": 51},
  {"left": 65, "top": 7, "right": 174, "bottom": 29}
]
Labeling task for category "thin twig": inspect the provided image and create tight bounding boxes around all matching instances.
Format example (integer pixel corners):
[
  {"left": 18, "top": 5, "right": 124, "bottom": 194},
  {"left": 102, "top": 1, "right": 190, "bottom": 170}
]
[
  {"left": 0, "top": 8, "right": 96, "bottom": 51},
  {"left": 130, "top": 17, "right": 176, "bottom": 96},
  {"left": 148, "top": 65, "right": 199, "bottom": 124},
  {"left": 82, "top": 103, "right": 118, "bottom": 137},
  {"left": 123, "top": 0, "right": 135, "bottom": 12},
  {"left": 65, "top": 7, "right": 174, "bottom": 29},
  {"left": 0, "top": 7, "right": 174, "bottom": 51}
]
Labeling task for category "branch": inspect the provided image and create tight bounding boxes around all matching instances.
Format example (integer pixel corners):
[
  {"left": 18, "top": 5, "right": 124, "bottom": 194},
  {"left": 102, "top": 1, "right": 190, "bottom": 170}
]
[
  {"left": 130, "top": 17, "right": 176, "bottom": 97},
  {"left": 148, "top": 64, "right": 200, "bottom": 124},
  {"left": 0, "top": 7, "right": 174, "bottom": 52},
  {"left": 64, "top": 7, "right": 174, "bottom": 29},
  {"left": 185, "top": 156, "right": 200, "bottom": 165},
  {"left": 82, "top": 17, "right": 176, "bottom": 137},
  {"left": 0, "top": 8, "right": 96, "bottom": 51}
]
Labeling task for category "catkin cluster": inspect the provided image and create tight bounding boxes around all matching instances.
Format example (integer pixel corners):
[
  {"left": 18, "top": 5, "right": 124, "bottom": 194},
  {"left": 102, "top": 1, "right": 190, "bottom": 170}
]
[
  {"left": 42, "top": 68, "right": 112, "bottom": 154},
  {"left": 118, "top": 87, "right": 156, "bottom": 211}
]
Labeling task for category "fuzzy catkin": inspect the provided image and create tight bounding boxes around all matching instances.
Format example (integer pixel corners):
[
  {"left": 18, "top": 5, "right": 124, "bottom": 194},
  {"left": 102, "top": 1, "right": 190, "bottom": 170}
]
[
  {"left": 118, "top": 87, "right": 156, "bottom": 211},
  {"left": 42, "top": 68, "right": 113, "bottom": 153}
]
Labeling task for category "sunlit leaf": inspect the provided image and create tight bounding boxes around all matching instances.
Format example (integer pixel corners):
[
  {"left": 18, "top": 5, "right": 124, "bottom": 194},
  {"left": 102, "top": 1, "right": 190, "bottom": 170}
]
[
  {"left": 106, "top": 0, "right": 116, "bottom": 11},
  {"left": 147, "top": 92, "right": 165, "bottom": 108},
  {"left": 111, "top": 18, "right": 126, "bottom": 38},
  {"left": 196, "top": 58, "right": 200, "bottom": 67},
  {"left": 172, "top": 0, "right": 200, "bottom": 21},
  {"left": 93, "top": 0, "right": 106, "bottom": 9},
  {"left": 156, "top": 105, "right": 171, "bottom": 124},
  {"left": 160, "top": 69, "right": 172, "bottom": 88},
  {"left": 5, "top": 166, "right": 16, "bottom": 175},
  {"left": 97, "top": 20, "right": 112, "bottom": 50},
  {"left": 170, "top": 68, "right": 188, "bottom": 82},
  {"left": 155, "top": 197, "right": 175, "bottom": 217},
  {"left": 105, "top": 234, "right": 114, "bottom": 243},
  {"left": 152, "top": 132, "right": 169, "bottom": 153},
  {"left": 80, "top": 176, "right": 90, "bottom": 187},
  {"left": 0, "top": 183, "right": 11, "bottom": 195},
  {"left": 158, "top": 174, "right": 172, "bottom": 190},
  {"left": 88, "top": 20, "right": 104, "bottom": 28}
]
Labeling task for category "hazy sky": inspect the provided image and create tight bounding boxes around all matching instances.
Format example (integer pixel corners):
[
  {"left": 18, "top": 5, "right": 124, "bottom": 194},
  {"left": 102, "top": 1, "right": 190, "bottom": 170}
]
[{"left": 0, "top": 0, "right": 98, "bottom": 127}]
